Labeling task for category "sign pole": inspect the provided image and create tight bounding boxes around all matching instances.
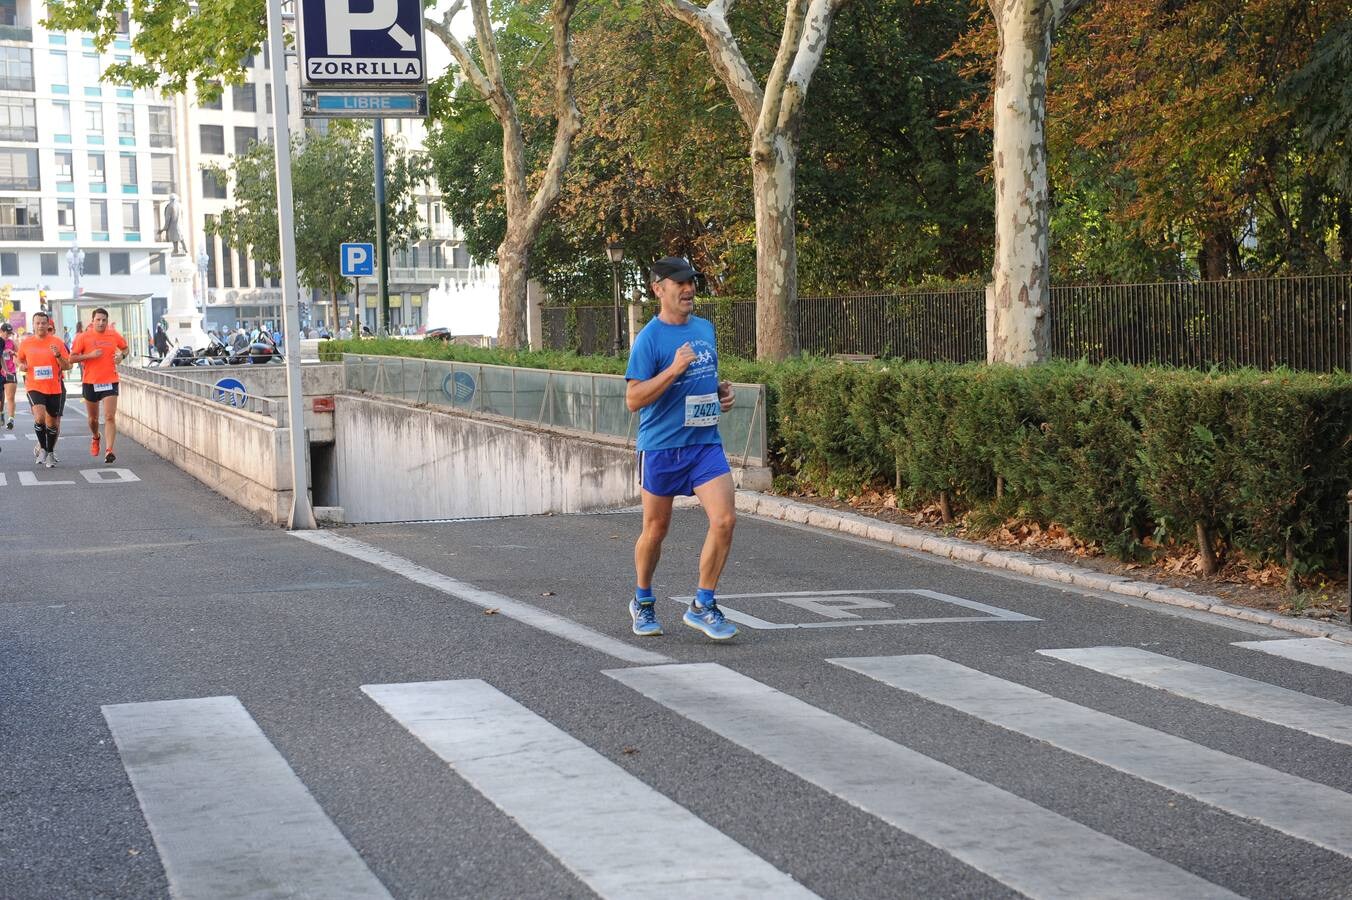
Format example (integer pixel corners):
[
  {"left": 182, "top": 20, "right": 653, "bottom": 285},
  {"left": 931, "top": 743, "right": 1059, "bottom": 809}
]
[
  {"left": 352, "top": 275, "right": 360, "bottom": 339},
  {"left": 267, "top": 0, "right": 316, "bottom": 530},
  {"left": 374, "top": 118, "right": 390, "bottom": 336}
]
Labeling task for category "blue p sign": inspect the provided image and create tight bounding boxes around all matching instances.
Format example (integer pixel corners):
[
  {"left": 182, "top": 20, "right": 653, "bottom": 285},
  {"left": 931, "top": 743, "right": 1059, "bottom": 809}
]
[{"left": 340, "top": 242, "right": 375, "bottom": 277}]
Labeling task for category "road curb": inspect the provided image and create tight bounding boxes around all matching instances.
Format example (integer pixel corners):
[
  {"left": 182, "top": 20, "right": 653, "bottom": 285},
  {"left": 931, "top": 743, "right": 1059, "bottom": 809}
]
[{"left": 736, "top": 490, "right": 1352, "bottom": 645}]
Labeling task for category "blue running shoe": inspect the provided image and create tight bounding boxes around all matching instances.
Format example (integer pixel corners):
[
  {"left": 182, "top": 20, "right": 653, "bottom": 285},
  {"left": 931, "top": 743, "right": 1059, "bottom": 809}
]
[
  {"left": 629, "top": 598, "right": 663, "bottom": 636},
  {"left": 683, "top": 600, "right": 738, "bottom": 641}
]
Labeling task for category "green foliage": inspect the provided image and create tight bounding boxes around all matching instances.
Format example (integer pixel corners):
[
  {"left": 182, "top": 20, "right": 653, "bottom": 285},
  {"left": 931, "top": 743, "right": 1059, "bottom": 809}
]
[{"left": 209, "top": 124, "right": 429, "bottom": 321}]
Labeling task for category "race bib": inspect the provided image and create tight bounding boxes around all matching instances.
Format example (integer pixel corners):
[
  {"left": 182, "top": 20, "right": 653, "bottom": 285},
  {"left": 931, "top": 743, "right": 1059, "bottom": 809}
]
[
  {"left": 684, "top": 392, "right": 720, "bottom": 428},
  {"left": 33, "top": 365, "right": 53, "bottom": 380},
  {"left": 94, "top": 383, "right": 113, "bottom": 392}
]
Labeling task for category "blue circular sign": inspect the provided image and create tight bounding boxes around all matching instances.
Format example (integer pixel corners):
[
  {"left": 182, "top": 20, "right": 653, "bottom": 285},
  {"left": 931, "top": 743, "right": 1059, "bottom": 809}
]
[
  {"left": 213, "top": 377, "right": 248, "bottom": 408},
  {"left": 442, "top": 371, "right": 476, "bottom": 403}
]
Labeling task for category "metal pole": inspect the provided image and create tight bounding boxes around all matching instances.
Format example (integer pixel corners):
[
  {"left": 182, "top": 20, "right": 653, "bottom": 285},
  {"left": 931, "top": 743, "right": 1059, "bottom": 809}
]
[
  {"left": 374, "top": 119, "right": 390, "bottom": 336},
  {"left": 266, "top": 0, "right": 315, "bottom": 530},
  {"left": 611, "top": 262, "right": 621, "bottom": 356},
  {"left": 351, "top": 275, "right": 359, "bottom": 340}
]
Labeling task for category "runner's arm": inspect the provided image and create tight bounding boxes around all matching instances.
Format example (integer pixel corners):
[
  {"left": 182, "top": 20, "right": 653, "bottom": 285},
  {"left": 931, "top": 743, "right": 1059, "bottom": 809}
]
[{"left": 626, "top": 343, "right": 696, "bottom": 412}]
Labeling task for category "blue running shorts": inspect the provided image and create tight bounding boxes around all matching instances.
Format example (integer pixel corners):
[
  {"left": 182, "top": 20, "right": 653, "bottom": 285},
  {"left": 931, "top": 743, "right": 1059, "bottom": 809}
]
[{"left": 638, "top": 444, "right": 731, "bottom": 497}]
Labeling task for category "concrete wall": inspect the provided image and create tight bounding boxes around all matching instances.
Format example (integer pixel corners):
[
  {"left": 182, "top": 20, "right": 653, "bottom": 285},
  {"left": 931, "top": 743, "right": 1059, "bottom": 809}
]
[
  {"left": 333, "top": 394, "right": 640, "bottom": 522},
  {"left": 153, "top": 363, "right": 342, "bottom": 442},
  {"left": 119, "top": 378, "right": 295, "bottom": 524}
]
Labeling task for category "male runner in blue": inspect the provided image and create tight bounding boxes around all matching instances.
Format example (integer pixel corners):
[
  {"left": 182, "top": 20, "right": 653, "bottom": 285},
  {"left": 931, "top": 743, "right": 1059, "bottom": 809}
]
[{"left": 625, "top": 256, "right": 738, "bottom": 640}]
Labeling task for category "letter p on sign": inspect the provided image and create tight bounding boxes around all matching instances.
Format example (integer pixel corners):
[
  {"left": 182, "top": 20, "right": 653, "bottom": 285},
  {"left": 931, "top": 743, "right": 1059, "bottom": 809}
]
[
  {"left": 326, "top": 0, "right": 399, "bottom": 54},
  {"left": 340, "top": 242, "right": 375, "bottom": 277}
]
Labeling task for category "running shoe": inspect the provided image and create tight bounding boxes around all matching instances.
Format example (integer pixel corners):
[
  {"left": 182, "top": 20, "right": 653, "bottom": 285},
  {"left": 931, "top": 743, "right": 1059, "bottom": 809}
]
[
  {"left": 5, "top": 418, "right": 12, "bottom": 430},
  {"left": 104, "top": 450, "right": 116, "bottom": 464},
  {"left": 682, "top": 599, "right": 738, "bottom": 640},
  {"left": 629, "top": 598, "right": 663, "bottom": 637},
  {"left": 42, "top": 451, "right": 55, "bottom": 469},
  {"left": 90, "top": 433, "right": 101, "bottom": 457},
  {"left": 33, "top": 444, "right": 41, "bottom": 463}
]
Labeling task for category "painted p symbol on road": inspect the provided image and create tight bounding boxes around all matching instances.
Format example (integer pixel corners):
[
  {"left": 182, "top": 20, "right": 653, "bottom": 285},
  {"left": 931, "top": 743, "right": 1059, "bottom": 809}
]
[{"left": 340, "top": 242, "right": 375, "bottom": 277}]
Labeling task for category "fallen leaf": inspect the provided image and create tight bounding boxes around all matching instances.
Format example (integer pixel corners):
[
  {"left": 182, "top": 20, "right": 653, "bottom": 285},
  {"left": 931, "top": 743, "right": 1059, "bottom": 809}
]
[
  {"left": 484, "top": 608, "right": 499, "bottom": 615},
  {"left": 622, "top": 747, "right": 639, "bottom": 755},
  {"left": 541, "top": 591, "right": 555, "bottom": 597}
]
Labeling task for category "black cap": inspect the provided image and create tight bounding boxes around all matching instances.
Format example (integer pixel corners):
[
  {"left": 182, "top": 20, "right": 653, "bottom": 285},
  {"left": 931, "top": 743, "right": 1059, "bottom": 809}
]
[
  {"left": 649, "top": 256, "right": 700, "bottom": 283},
  {"left": 0, "top": 322, "right": 11, "bottom": 333}
]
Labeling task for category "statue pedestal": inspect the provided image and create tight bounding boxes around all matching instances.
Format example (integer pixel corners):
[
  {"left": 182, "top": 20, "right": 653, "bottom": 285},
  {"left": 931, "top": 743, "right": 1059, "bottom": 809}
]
[{"left": 163, "top": 252, "right": 209, "bottom": 351}]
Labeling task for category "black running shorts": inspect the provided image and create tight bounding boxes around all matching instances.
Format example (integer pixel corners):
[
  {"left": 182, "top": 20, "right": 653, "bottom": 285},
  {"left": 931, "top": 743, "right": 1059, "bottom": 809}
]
[
  {"left": 26, "top": 389, "right": 66, "bottom": 416},
  {"left": 82, "top": 382, "right": 120, "bottom": 402}
]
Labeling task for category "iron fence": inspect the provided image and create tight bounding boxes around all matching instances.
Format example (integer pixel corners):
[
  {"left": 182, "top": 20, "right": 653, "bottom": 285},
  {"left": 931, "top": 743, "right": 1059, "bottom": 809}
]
[{"left": 541, "top": 274, "right": 1352, "bottom": 371}]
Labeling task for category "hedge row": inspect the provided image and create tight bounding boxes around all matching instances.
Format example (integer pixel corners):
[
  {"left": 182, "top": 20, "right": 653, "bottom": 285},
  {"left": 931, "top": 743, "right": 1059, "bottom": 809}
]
[{"left": 322, "top": 339, "right": 1352, "bottom": 577}]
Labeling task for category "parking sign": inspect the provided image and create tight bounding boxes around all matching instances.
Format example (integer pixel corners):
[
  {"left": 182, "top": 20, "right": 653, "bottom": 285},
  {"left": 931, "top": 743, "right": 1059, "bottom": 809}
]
[
  {"left": 300, "top": 0, "right": 426, "bottom": 85},
  {"left": 340, "top": 243, "right": 375, "bottom": 277}
]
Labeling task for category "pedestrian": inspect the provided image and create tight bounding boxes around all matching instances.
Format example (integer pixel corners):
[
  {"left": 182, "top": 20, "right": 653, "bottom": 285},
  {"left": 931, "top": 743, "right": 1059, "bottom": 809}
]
[
  {"left": 61, "top": 327, "right": 72, "bottom": 350},
  {"left": 16, "top": 311, "right": 71, "bottom": 468},
  {"left": 0, "top": 322, "right": 17, "bottom": 430},
  {"left": 69, "top": 307, "right": 129, "bottom": 464},
  {"left": 153, "top": 323, "right": 172, "bottom": 360},
  {"left": 624, "top": 256, "right": 738, "bottom": 640}
]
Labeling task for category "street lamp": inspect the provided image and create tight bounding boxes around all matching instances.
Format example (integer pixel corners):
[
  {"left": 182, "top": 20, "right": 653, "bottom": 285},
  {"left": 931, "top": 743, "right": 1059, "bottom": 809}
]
[{"left": 606, "top": 241, "right": 624, "bottom": 355}]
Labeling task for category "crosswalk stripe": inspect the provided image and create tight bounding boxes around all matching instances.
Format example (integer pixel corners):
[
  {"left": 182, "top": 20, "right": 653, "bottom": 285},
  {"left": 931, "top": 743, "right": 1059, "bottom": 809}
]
[
  {"left": 1233, "top": 637, "right": 1352, "bottom": 675},
  {"left": 606, "top": 662, "right": 1235, "bottom": 900},
  {"left": 102, "top": 696, "right": 391, "bottom": 900},
  {"left": 363, "top": 679, "right": 819, "bottom": 900},
  {"left": 1038, "top": 646, "right": 1352, "bottom": 747},
  {"left": 833, "top": 654, "right": 1352, "bottom": 861}
]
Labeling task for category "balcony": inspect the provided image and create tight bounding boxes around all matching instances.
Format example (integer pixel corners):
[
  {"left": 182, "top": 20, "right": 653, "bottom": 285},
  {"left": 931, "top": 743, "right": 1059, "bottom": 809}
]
[
  {"left": 0, "top": 224, "right": 42, "bottom": 240},
  {"left": 0, "top": 25, "right": 33, "bottom": 42},
  {"left": 388, "top": 266, "right": 477, "bottom": 285}
]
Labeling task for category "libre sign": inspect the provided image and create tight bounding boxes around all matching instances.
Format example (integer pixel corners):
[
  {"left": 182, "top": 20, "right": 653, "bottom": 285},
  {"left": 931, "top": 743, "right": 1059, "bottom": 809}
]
[{"left": 300, "top": 0, "right": 426, "bottom": 84}]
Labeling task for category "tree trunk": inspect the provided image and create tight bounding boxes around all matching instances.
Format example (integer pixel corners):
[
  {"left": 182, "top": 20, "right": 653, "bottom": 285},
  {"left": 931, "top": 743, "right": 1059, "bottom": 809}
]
[
  {"left": 1337, "top": 198, "right": 1352, "bottom": 268},
  {"left": 1199, "top": 229, "right": 1232, "bottom": 280},
  {"left": 988, "top": 5, "right": 1053, "bottom": 366},
  {"left": 1196, "top": 521, "right": 1219, "bottom": 577},
  {"left": 328, "top": 274, "right": 340, "bottom": 335},
  {"left": 752, "top": 137, "right": 799, "bottom": 361},
  {"left": 497, "top": 234, "right": 529, "bottom": 348}
]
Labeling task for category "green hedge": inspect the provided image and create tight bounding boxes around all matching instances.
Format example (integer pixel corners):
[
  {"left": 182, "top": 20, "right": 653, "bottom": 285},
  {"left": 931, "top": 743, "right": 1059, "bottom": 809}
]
[{"left": 322, "top": 339, "right": 1352, "bottom": 577}]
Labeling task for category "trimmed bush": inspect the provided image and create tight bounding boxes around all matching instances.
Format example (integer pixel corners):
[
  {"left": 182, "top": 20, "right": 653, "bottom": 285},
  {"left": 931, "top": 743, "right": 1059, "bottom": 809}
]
[{"left": 322, "top": 339, "right": 1352, "bottom": 578}]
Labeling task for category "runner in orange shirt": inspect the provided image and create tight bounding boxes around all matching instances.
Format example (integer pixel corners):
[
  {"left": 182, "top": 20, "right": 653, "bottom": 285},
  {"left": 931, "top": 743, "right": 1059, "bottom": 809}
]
[
  {"left": 69, "top": 307, "right": 129, "bottom": 464},
  {"left": 16, "top": 311, "right": 71, "bottom": 468}
]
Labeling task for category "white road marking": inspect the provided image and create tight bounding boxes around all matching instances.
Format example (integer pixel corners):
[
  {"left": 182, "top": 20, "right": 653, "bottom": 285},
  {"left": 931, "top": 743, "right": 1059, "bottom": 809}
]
[
  {"left": 1039, "top": 646, "right": 1352, "bottom": 747},
  {"left": 102, "top": 695, "right": 391, "bottom": 900},
  {"left": 669, "top": 588, "right": 1038, "bottom": 630},
  {"left": 607, "top": 662, "right": 1234, "bottom": 900},
  {"left": 17, "top": 470, "right": 75, "bottom": 486},
  {"left": 291, "top": 530, "right": 672, "bottom": 666},
  {"left": 833, "top": 654, "right": 1352, "bottom": 860},
  {"left": 82, "top": 467, "right": 140, "bottom": 483},
  {"left": 365, "top": 679, "right": 818, "bottom": 900},
  {"left": 1233, "top": 637, "right": 1352, "bottom": 675}
]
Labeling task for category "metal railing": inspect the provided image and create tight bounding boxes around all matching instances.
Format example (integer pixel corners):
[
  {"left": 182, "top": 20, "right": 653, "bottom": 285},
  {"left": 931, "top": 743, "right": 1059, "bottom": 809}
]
[
  {"left": 120, "top": 365, "right": 283, "bottom": 422},
  {"left": 342, "top": 353, "right": 769, "bottom": 468},
  {"left": 542, "top": 273, "right": 1352, "bottom": 371}
]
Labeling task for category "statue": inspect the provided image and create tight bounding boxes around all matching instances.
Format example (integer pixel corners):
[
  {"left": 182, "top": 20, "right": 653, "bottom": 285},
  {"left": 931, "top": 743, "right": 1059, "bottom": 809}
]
[
  {"left": 66, "top": 244, "right": 85, "bottom": 295},
  {"left": 196, "top": 239, "right": 210, "bottom": 306},
  {"left": 158, "top": 194, "right": 187, "bottom": 254}
]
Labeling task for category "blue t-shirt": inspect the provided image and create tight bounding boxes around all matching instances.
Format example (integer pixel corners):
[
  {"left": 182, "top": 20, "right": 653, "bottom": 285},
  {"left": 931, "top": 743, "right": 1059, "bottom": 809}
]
[{"left": 625, "top": 315, "right": 722, "bottom": 452}]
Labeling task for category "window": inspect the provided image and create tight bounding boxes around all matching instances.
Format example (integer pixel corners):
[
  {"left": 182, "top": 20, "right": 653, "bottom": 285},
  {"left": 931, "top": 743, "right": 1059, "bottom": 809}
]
[
  {"left": 81, "top": 52, "right": 101, "bottom": 85},
  {"left": 453, "top": 244, "right": 470, "bottom": 269},
  {"left": 221, "top": 235, "right": 233, "bottom": 287},
  {"left": 202, "top": 169, "right": 226, "bottom": 199},
  {"left": 232, "top": 83, "right": 256, "bottom": 112},
  {"left": 90, "top": 198, "right": 108, "bottom": 231},
  {"left": 0, "top": 253, "right": 17, "bottom": 277},
  {"left": 0, "top": 1, "right": 17, "bottom": 27},
  {"left": 0, "top": 97, "right": 35, "bottom": 141},
  {"left": 200, "top": 84, "right": 222, "bottom": 110},
  {"left": 149, "top": 251, "right": 165, "bottom": 274},
  {"left": 115, "top": 11, "right": 129, "bottom": 34},
  {"left": 237, "top": 249, "right": 249, "bottom": 285},
  {"left": 233, "top": 126, "right": 257, "bottom": 156},
  {"left": 148, "top": 106, "right": 173, "bottom": 147},
  {"left": 204, "top": 216, "right": 217, "bottom": 287},
  {"left": 54, "top": 100, "right": 71, "bottom": 135},
  {"left": 110, "top": 251, "right": 130, "bottom": 275},
  {"left": 264, "top": 83, "right": 272, "bottom": 114},
  {"left": 85, "top": 101, "right": 102, "bottom": 133},
  {"left": 0, "top": 47, "right": 33, "bottom": 92},
  {"left": 41, "top": 252, "right": 59, "bottom": 276},
  {"left": 0, "top": 198, "right": 41, "bottom": 240},
  {"left": 150, "top": 154, "right": 174, "bottom": 194},
  {"left": 49, "top": 50, "right": 68, "bottom": 86},
  {"left": 55, "top": 150, "right": 74, "bottom": 182},
  {"left": 0, "top": 148, "right": 39, "bottom": 190},
  {"left": 120, "top": 153, "right": 137, "bottom": 187},
  {"left": 88, "top": 151, "right": 105, "bottom": 184},
  {"left": 57, "top": 199, "right": 75, "bottom": 228},
  {"left": 122, "top": 200, "right": 139, "bottom": 231},
  {"left": 199, "top": 124, "right": 224, "bottom": 154},
  {"left": 117, "top": 104, "right": 134, "bottom": 137},
  {"left": 84, "top": 251, "right": 100, "bottom": 274}
]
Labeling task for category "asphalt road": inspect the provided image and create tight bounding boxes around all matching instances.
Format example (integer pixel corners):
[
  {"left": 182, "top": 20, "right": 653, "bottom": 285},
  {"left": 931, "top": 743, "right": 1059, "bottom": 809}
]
[{"left": 3, "top": 405, "right": 1352, "bottom": 900}]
